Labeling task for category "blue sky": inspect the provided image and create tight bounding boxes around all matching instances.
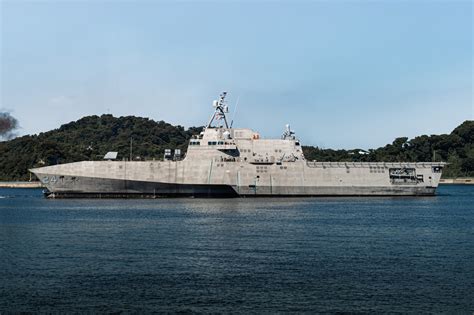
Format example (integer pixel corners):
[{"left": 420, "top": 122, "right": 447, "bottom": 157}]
[{"left": 1, "top": 0, "right": 472, "bottom": 149}]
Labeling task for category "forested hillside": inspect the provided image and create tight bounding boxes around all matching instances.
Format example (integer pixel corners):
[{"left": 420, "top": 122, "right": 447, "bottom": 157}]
[{"left": 0, "top": 115, "right": 472, "bottom": 180}]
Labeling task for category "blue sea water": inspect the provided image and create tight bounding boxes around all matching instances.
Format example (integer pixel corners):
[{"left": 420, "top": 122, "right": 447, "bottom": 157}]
[{"left": 0, "top": 186, "right": 473, "bottom": 313}]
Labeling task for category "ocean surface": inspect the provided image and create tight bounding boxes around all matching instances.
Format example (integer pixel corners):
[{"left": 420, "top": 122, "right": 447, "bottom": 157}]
[{"left": 1, "top": 186, "right": 473, "bottom": 313}]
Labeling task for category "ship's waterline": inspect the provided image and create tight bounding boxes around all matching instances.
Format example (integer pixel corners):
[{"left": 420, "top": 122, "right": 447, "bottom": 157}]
[{"left": 30, "top": 92, "right": 446, "bottom": 198}]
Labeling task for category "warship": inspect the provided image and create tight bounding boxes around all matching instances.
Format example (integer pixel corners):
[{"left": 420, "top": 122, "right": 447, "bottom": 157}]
[{"left": 30, "top": 92, "right": 446, "bottom": 198}]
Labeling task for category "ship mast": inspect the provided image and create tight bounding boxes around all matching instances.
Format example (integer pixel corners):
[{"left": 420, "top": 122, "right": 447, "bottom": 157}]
[{"left": 206, "top": 92, "right": 230, "bottom": 129}]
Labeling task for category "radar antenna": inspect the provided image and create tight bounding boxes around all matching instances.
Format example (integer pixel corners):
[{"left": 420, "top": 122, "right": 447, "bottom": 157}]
[
  {"left": 206, "top": 92, "right": 230, "bottom": 128},
  {"left": 282, "top": 124, "right": 296, "bottom": 140}
]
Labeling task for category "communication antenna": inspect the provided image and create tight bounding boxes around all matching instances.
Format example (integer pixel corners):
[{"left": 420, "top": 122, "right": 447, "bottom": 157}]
[
  {"left": 230, "top": 95, "right": 240, "bottom": 129},
  {"left": 206, "top": 91, "right": 230, "bottom": 128}
]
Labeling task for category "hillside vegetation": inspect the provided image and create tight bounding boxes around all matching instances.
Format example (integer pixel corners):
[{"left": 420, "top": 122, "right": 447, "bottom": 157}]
[{"left": 0, "top": 115, "right": 472, "bottom": 180}]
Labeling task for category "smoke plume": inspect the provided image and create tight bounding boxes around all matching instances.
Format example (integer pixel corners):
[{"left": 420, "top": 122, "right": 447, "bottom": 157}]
[{"left": 0, "top": 112, "right": 19, "bottom": 140}]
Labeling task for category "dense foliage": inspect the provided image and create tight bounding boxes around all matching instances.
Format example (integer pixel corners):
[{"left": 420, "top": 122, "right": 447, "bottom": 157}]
[{"left": 0, "top": 115, "right": 472, "bottom": 180}]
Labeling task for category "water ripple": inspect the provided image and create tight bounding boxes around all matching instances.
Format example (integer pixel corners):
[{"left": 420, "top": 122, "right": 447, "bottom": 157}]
[{"left": 1, "top": 185, "right": 473, "bottom": 312}]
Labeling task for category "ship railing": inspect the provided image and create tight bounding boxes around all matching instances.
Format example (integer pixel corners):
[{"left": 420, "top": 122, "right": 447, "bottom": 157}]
[{"left": 305, "top": 161, "right": 447, "bottom": 168}]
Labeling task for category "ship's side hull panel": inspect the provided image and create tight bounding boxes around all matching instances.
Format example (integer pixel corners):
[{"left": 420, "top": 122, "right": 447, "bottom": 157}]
[
  {"left": 237, "top": 185, "right": 436, "bottom": 196},
  {"left": 31, "top": 161, "right": 445, "bottom": 198},
  {"left": 39, "top": 175, "right": 238, "bottom": 198},
  {"left": 36, "top": 173, "right": 436, "bottom": 198}
]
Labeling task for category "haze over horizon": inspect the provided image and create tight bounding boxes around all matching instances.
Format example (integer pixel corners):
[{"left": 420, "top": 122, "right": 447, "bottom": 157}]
[{"left": 1, "top": 1, "right": 472, "bottom": 149}]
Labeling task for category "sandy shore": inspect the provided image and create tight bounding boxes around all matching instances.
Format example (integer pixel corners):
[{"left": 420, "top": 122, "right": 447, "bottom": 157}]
[
  {"left": 439, "top": 178, "right": 473, "bottom": 185},
  {"left": 0, "top": 181, "right": 44, "bottom": 188}
]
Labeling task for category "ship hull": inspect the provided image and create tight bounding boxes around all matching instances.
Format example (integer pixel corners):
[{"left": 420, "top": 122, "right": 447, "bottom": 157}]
[
  {"left": 37, "top": 174, "right": 437, "bottom": 198},
  {"left": 31, "top": 161, "right": 445, "bottom": 198}
]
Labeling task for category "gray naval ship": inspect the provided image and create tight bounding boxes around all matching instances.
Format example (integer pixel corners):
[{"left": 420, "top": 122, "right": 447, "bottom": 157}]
[{"left": 31, "top": 92, "right": 446, "bottom": 198}]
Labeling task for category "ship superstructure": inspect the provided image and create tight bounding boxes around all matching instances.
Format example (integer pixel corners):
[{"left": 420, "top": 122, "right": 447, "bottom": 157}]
[{"left": 30, "top": 92, "right": 446, "bottom": 197}]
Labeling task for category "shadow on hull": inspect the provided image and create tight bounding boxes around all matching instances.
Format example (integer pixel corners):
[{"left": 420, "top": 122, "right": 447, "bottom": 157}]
[{"left": 43, "top": 190, "right": 239, "bottom": 199}]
